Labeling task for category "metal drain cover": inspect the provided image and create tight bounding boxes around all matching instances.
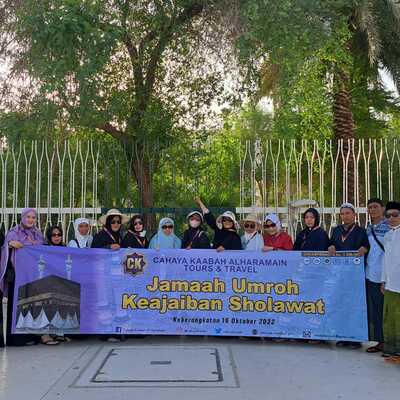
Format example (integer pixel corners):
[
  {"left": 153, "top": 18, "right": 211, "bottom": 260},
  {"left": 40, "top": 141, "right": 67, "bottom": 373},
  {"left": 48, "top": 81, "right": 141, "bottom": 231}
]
[
  {"left": 93, "top": 347, "right": 221, "bottom": 382},
  {"left": 72, "top": 345, "right": 238, "bottom": 388}
]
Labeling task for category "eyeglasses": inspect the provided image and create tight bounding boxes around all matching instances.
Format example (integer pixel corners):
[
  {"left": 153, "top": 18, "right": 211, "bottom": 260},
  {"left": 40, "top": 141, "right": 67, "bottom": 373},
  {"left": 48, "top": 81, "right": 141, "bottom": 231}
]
[
  {"left": 264, "top": 223, "right": 276, "bottom": 228},
  {"left": 133, "top": 220, "right": 143, "bottom": 226},
  {"left": 162, "top": 225, "right": 174, "bottom": 230},
  {"left": 111, "top": 219, "right": 121, "bottom": 225},
  {"left": 386, "top": 212, "right": 400, "bottom": 219},
  {"left": 244, "top": 223, "right": 256, "bottom": 229},
  {"left": 51, "top": 233, "right": 62, "bottom": 237}
]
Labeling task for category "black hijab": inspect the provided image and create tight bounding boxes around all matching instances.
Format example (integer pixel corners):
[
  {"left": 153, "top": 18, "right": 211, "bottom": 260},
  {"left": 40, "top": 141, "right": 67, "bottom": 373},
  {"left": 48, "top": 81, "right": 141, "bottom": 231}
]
[
  {"left": 128, "top": 214, "right": 145, "bottom": 234},
  {"left": 104, "top": 214, "right": 122, "bottom": 242},
  {"left": 303, "top": 208, "right": 320, "bottom": 229},
  {"left": 46, "top": 225, "right": 64, "bottom": 246}
]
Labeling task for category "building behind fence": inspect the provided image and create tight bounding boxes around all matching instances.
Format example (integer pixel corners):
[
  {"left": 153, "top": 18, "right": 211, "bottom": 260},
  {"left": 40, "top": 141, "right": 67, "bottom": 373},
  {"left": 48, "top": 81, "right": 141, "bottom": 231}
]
[{"left": 1, "top": 138, "right": 399, "bottom": 239}]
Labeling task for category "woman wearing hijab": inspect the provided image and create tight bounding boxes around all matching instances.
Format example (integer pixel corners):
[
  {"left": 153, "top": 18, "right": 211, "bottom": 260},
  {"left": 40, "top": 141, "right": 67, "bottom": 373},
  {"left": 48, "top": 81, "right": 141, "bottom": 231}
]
[
  {"left": 195, "top": 197, "right": 242, "bottom": 251},
  {"left": 43, "top": 225, "right": 67, "bottom": 345},
  {"left": 121, "top": 215, "right": 149, "bottom": 249},
  {"left": 46, "top": 225, "right": 65, "bottom": 247},
  {"left": 262, "top": 214, "right": 293, "bottom": 251},
  {"left": 68, "top": 218, "right": 93, "bottom": 248},
  {"left": 91, "top": 209, "right": 129, "bottom": 250},
  {"left": 149, "top": 218, "right": 181, "bottom": 250},
  {"left": 0, "top": 208, "right": 44, "bottom": 346},
  {"left": 293, "top": 208, "right": 330, "bottom": 251},
  {"left": 181, "top": 211, "right": 211, "bottom": 250},
  {"left": 241, "top": 214, "right": 264, "bottom": 251},
  {"left": 92, "top": 209, "right": 128, "bottom": 343}
]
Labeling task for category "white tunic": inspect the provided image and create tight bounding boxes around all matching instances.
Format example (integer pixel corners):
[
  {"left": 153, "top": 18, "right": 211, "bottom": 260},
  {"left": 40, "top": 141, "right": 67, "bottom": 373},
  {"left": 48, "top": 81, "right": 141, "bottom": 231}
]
[{"left": 382, "top": 225, "right": 400, "bottom": 293}]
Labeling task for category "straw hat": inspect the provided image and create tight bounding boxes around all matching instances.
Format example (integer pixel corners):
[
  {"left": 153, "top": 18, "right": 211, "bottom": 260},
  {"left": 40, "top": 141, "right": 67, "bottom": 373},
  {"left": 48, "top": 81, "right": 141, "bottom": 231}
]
[
  {"left": 216, "top": 211, "right": 240, "bottom": 230},
  {"left": 98, "top": 208, "right": 129, "bottom": 225},
  {"left": 240, "top": 214, "right": 261, "bottom": 229}
]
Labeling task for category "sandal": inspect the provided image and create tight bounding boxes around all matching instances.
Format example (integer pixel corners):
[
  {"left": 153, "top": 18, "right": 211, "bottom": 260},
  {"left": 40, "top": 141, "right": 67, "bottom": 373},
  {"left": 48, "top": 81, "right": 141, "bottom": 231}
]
[
  {"left": 55, "top": 336, "right": 72, "bottom": 343},
  {"left": 384, "top": 356, "right": 400, "bottom": 364},
  {"left": 366, "top": 343, "right": 383, "bottom": 353},
  {"left": 40, "top": 335, "right": 59, "bottom": 346}
]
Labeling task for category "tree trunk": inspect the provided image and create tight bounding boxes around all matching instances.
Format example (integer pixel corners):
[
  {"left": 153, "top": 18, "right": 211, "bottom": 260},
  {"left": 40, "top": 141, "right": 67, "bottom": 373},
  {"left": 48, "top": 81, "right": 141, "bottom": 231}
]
[
  {"left": 333, "top": 69, "right": 355, "bottom": 204},
  {"left": 130, "top": 148, "right": 157, "bottom": 230}
]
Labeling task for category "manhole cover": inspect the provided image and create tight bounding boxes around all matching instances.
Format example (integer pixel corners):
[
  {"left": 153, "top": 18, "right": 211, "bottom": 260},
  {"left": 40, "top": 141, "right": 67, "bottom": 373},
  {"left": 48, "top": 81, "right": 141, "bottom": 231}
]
[
  {"left": 72, "top": 345, "right": 238, "bottom": 388},
  {"left": 93, "top": 347, "right": 221, "bottom": 382}
]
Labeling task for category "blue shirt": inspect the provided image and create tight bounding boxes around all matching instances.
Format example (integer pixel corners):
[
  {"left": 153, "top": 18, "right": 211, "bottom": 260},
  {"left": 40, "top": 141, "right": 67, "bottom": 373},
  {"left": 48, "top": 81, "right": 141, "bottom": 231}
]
[{"left": 366, "top": 219, "right": 390, "bottom": 283}]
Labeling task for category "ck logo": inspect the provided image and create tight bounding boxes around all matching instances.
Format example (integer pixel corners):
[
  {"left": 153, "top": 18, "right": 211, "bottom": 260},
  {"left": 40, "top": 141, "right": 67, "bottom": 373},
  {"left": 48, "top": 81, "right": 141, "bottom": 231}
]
[{"left": 123, "top": 252, "right": 147, "bottom": 276}]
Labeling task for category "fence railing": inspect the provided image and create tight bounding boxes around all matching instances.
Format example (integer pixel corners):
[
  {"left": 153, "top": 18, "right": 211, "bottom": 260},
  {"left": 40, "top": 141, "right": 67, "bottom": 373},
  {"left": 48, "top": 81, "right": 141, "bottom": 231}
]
[
  {"left": 239, "top": 138, "right": 400, "bottom": 237},
  {"left": 1, "top": 138, "right": 398, "bottom": 239}
]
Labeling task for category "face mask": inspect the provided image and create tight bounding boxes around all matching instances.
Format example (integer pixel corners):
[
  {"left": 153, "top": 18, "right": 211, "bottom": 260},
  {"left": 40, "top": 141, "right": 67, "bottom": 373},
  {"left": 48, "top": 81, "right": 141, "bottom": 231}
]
[{"left": 189, "top": 220, "right": 201, "bottom": 229}]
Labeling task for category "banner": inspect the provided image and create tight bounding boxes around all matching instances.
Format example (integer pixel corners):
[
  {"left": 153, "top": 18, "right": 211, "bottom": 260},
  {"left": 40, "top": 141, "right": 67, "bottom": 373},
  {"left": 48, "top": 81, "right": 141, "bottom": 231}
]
[{"left": 13, "top": 246, "right": 368, "bottom": 341}]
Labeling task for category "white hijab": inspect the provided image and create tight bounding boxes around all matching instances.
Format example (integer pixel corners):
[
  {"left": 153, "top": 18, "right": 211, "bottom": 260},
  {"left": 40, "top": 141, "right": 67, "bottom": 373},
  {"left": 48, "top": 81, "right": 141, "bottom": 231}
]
[{"left": 74, "top": 217, "right": 92, "bottom": 248}]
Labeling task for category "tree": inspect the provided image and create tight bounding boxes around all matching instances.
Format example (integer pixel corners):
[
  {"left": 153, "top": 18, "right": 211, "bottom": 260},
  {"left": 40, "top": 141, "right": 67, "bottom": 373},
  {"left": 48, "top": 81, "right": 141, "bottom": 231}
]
[
  {"left": 0, "top": 0, "right": 242, "bottom": 221},
  {"left": 238, "top": 0, "right": 400, "bottom": 139}
]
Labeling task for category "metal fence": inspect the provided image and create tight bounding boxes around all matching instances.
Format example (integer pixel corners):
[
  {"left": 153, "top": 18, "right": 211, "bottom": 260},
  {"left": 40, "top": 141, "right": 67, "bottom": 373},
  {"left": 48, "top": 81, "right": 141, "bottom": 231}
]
[
  {"left": 1, "top": 138, "right": 399, "bottom": 240},
  {"left": 0, "top": 137, "right": 239, "bottom": 239},
  {"left": 239, "top": 139, "right": 400, "bottom": 237}
]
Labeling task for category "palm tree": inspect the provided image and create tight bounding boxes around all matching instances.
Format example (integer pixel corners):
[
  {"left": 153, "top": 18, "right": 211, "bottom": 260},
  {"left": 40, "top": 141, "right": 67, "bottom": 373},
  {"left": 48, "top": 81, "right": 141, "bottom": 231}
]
[{"left": 333, "top": 0, "right": 400, "bottom": 141}]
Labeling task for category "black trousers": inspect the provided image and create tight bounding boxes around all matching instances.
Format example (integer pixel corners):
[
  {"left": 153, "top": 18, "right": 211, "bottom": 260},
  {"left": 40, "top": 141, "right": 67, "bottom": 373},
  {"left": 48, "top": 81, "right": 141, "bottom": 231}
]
[{"left": 366, "top": 279, "right": 384, "bottom": 343}]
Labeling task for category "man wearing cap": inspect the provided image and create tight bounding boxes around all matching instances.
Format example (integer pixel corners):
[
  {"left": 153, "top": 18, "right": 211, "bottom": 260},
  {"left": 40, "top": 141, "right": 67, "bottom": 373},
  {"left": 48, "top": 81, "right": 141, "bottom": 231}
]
[
  {"left": 365, "top": 198, "right": 390, "bottom": 354},
  {"left": 381, "top": 201, "right": 400, "bottom": 364},
  {"left": 328, "top": 202, "right": 370, "bottom": 349}
]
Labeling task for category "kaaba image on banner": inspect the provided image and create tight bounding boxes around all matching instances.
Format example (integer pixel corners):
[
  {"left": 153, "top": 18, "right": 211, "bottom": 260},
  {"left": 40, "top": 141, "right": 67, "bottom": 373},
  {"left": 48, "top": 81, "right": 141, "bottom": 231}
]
[{"left": 15, "top": 275, "right": 81, "bottom": 333}]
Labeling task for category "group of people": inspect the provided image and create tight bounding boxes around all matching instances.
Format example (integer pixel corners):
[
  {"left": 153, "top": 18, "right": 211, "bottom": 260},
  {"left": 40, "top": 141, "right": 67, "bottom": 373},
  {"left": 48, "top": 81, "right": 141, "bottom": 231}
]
[{"left": 0, "top": 197, "right": 399, "bottom": 365}]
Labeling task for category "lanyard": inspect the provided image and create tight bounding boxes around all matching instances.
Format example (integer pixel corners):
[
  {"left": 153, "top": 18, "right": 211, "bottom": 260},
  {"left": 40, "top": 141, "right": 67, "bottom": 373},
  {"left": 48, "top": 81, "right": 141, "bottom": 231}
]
[
  {"left": 340, "top": 224, "right": 355, "bottom": 242},
  {"left": 128, "top": 230, "right": 146, "bottom": 248},
  {"left": 244, "top": 232, "right": 257, "bottom": 246},
  {"left": 104, "top": 227, "right": 120, "bottom": 244}
]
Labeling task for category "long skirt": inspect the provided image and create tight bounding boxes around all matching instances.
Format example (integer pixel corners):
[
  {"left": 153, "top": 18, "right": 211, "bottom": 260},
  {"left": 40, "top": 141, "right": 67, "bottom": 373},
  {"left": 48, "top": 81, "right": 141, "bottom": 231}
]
[{"left": 383, "top": 290, "right": 400, "bottom": 355}]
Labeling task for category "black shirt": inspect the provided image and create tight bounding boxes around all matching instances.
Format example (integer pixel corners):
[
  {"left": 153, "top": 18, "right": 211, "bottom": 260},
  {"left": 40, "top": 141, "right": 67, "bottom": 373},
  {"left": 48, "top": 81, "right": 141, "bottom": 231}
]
[
  {"left": 204, "top": 212, "right": 242, "bottom": 250},
  {"left": 181, "top": 228, "right": 211, "bottom": 249},
  {"left": 294, "top": 227, "right": 330, "bottom": 251},
  {"left": 330, "top": 224, "right": 370, "bottom": 252},
  {"left": 121, "top": 231, "right": 149, "bottom": 249}
]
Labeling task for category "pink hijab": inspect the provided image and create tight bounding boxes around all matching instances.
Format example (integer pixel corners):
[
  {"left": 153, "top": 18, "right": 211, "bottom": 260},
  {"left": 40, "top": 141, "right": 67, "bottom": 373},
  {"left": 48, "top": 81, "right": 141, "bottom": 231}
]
[{"left": 0, "top": 208, "right": 44, "bottom": 294}]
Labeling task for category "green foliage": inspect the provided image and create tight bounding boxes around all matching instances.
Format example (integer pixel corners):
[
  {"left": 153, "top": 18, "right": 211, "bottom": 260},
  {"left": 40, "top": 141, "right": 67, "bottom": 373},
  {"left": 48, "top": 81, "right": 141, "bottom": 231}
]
[{"left": 237, "top": 0, "right": 400, "bottom": 140}]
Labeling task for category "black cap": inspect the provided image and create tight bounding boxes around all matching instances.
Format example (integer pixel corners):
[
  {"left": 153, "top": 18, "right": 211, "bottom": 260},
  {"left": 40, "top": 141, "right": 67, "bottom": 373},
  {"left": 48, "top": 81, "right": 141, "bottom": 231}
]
[
  {"left": 367, "top": 198, "right": 384, "bottom": 206},
  {"left": 385, "top": 201, "right": 400, "bottom": 212}
]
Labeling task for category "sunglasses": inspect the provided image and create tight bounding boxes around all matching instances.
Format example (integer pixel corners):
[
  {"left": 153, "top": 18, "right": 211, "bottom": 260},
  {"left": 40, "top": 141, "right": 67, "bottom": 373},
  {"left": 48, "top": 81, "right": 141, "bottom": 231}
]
[
  {"left": 221, "top": 218, "right": 233, "bottom": 223},
  {"left": 244, "top": 223, "right": 256, "bottom": 229},
  {"left": 133, "top": 220, "right": 143, "bottom": 226},
  {"left": 111, "top": 219, "right": 122, "bottom": 225},
  {"left": 162, "top": 225, "right": 174, "bottom": 230},
  {"left": 264, "top": 223, "right": 276, "bottom": 228},
  {"left": 51, "top": 233, "right": 62, "bottom": 237},
  {"left": 386, "top": 212, "right": 400, "bottom": 219}
]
